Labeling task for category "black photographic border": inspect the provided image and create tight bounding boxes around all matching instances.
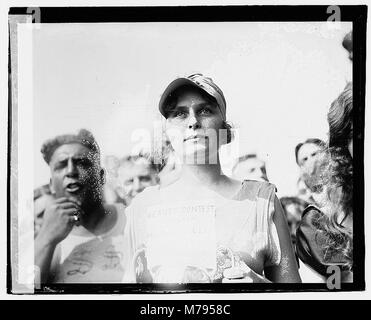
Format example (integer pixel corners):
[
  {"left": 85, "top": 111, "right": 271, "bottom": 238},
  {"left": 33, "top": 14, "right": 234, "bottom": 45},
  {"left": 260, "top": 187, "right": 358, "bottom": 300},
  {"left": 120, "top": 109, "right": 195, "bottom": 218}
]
[{"left": 7, "top": 5, "right": 367, "bottom": 294}]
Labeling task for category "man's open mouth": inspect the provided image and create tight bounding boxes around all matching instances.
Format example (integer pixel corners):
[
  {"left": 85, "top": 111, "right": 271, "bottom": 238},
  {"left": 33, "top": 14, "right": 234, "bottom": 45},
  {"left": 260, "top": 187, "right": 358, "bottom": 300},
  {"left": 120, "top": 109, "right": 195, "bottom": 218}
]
[{"left": 65, "top": 182, "right": 83, "bottom": 193}]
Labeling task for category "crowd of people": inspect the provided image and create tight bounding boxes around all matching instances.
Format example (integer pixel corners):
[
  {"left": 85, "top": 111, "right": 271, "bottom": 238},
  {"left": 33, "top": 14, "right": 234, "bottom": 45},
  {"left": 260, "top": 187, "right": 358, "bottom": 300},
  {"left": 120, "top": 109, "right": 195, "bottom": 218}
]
[{"left": 30, "top": 31, "right": 354, "bottom": 285}]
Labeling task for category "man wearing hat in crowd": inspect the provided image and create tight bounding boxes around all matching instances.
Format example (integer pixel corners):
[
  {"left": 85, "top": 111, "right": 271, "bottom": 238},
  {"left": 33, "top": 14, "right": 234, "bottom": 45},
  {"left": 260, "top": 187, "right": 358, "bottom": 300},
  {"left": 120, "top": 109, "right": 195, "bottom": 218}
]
[{"left": 34, "top": 129, "right": 127, "bottom": 284}]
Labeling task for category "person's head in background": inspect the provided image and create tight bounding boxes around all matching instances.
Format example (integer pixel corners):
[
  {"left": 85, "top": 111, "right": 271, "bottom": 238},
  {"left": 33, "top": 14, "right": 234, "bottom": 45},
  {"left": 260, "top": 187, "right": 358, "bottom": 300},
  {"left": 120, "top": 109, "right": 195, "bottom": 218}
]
[
  {"left": 116, "top": 154, "right": 159, "bottom": 206},
  {"left": 301, "top": 149, "right": 352, "bottom": 215},
  {"left": 41, "top": 128, "right": 105, "bottom": 212},
  {"left": 280, "top": 196, "right": 308, "bottom": 245},
  {"left": 102, "top": 155, "right": 120, "bottom": 204},
  {"left": 328, "top": 82, "right": 353, "bottom": 158},
  {"left": 342, "top": 30, "right": 352, "bottom": 61},
  {"left": 295, "top": 138, "right": 326, "bottom": 172},
  {"left": 232, "top": 154, "right": 268, "bottom": 182}
]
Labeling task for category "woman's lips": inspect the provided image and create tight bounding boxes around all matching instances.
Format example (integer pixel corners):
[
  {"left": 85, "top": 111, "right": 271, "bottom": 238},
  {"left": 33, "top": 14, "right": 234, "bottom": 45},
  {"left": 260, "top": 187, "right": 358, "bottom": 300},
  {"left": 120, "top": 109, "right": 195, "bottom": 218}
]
[{"left": 184, "top": 135, "right": 207, "bottom": 142}]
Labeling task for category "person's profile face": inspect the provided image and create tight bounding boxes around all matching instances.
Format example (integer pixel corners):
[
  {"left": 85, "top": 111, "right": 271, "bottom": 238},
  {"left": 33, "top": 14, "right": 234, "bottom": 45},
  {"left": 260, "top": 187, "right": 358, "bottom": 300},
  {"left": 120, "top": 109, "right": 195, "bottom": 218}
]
[
  {"left": 116, "top": 160, "right": 157, "bottom": 204},
  {"left": 49, "top": 143, "right": 103, "bottom": 204},
  {"left": 233, "top": 158, "right": 268, "bottom": 182},
  {"left": 297, "top": 143, "right": 322, "bottom": 169},
  {"left": 165, "top": 88, "right": 224, "bottom": 164}
]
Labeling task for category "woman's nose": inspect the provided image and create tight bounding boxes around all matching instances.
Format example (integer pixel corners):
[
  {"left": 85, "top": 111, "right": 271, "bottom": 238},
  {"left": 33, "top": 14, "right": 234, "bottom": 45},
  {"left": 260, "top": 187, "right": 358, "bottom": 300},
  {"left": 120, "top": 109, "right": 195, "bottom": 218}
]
[{"left": 187, "top": 112, "right": 200, "bottom": 129}]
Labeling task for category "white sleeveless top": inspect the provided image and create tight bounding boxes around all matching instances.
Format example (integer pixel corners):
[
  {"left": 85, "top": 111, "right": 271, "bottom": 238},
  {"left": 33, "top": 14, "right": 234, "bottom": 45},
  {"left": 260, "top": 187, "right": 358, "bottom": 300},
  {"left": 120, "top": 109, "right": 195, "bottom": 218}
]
[
  {"left": 50, "top": 203, "right": 127, "bottom": 283},
  {"left": 122, "top": 180, "right": 281, "bottom": 283}
]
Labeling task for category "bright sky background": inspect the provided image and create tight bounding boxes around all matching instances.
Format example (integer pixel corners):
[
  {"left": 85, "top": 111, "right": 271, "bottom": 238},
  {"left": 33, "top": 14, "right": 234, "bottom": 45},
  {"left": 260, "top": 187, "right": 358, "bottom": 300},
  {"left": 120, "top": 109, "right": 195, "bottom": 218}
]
[{"left": 32, "top": 22, "right": 352, "bottom": 197}]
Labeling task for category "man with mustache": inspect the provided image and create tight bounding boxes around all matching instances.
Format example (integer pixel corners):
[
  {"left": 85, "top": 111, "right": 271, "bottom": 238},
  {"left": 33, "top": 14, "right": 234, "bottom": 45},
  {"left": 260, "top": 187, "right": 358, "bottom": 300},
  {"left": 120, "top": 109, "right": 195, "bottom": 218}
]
[{"left": 35, "top": 129, "right": 127, "bottom": 284}]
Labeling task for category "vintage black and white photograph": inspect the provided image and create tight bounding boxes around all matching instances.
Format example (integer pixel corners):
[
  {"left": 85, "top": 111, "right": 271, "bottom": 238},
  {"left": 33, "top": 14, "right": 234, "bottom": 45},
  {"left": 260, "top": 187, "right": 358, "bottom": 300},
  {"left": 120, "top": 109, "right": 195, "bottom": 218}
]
[{"left": 7, "top": 6, "right": 366, "bottom": 294}]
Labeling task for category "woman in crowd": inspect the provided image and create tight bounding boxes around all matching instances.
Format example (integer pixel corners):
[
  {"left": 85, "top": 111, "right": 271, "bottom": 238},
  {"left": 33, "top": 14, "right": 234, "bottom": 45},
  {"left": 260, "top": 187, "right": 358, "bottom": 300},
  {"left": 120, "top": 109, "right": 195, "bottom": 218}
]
[
  {"left": 296, "top": 83, "right": 353, "bottom": 282},
  {"left": 122, "top": 73, "right": 300, "bottom": 283}
]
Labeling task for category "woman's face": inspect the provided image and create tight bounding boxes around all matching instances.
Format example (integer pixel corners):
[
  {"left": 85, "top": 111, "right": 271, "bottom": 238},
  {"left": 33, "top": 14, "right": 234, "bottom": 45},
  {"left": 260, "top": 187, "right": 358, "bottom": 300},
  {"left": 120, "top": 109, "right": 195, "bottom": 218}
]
[{"left": 165, "top": 88, "right": 224, "bottom": 164}]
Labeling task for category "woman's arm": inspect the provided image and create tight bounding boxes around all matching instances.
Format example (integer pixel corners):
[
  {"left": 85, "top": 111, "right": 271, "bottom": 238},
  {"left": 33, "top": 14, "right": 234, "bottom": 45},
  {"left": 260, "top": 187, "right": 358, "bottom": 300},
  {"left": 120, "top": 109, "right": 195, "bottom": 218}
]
[{"left": 264, "top": 196, "right": 302, "bottom": 283}]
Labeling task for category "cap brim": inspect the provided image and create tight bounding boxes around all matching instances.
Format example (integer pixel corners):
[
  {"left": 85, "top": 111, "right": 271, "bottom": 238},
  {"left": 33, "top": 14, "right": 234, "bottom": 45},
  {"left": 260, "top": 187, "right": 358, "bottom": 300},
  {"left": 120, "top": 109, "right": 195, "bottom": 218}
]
[{"left": 158, "top": 78, "right": 201, "bottom": 118}]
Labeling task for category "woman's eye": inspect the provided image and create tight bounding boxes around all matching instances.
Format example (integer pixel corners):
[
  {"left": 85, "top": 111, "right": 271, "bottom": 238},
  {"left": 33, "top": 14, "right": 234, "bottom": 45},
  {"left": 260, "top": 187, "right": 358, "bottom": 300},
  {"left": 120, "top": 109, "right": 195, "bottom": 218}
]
[
  {"left": 199, "top": 108, "right": 211, "bottom": 115},
  {"left": 173, "top": 110, "right": 186, "bottom": 118}
]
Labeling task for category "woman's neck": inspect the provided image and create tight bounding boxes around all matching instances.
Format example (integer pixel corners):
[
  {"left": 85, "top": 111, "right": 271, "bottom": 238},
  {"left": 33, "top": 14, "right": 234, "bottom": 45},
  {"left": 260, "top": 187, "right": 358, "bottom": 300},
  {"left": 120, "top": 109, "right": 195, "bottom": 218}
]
[
  {"left": 179, "top": 159, "right": 225, "bottom": 187},
  {"left": 174, "top": 156, "right": 242, "bottom": 199}
]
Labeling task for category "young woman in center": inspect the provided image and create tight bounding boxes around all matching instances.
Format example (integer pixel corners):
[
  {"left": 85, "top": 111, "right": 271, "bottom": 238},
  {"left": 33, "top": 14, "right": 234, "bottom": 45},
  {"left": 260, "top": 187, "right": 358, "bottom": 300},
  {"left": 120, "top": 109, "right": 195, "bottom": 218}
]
[{"left": 123, "top": 74, "right": 301, "bottom": 283}]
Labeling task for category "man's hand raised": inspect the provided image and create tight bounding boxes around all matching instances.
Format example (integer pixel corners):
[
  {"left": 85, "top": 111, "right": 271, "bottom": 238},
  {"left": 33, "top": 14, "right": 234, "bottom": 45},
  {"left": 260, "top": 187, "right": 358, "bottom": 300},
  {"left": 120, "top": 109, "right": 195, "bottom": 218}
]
[{"left": 36, "top": 197, "right": 82, "bottom": 246}]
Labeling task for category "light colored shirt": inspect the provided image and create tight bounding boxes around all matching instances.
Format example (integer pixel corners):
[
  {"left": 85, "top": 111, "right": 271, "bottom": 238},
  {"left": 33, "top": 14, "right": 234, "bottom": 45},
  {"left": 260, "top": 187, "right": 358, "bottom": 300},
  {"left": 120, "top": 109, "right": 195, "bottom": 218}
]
[
  {"left": 122, "top": 180, "right": 281, "bottom": 283},
  {"left": 50, "top": 203, "right": 127, "bottom": 283}
]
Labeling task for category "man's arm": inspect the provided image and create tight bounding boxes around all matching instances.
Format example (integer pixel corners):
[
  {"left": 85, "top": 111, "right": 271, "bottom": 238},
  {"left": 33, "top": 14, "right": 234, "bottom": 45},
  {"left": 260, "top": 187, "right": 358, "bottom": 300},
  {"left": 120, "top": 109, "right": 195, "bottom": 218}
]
[
  {"left": 35, "top": 235, "right": 58, "bottom": 283},
  {"left": 34, "top": 197, "right": 81, "bottom": 283}
]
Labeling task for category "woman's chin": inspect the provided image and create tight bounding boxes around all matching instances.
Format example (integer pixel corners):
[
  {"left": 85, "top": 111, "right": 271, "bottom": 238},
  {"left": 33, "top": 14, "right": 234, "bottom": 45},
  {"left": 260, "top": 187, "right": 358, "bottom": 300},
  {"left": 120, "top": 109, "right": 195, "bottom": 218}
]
[{"left": 181, "top": 150, "right": 220, "bottom": 165}]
